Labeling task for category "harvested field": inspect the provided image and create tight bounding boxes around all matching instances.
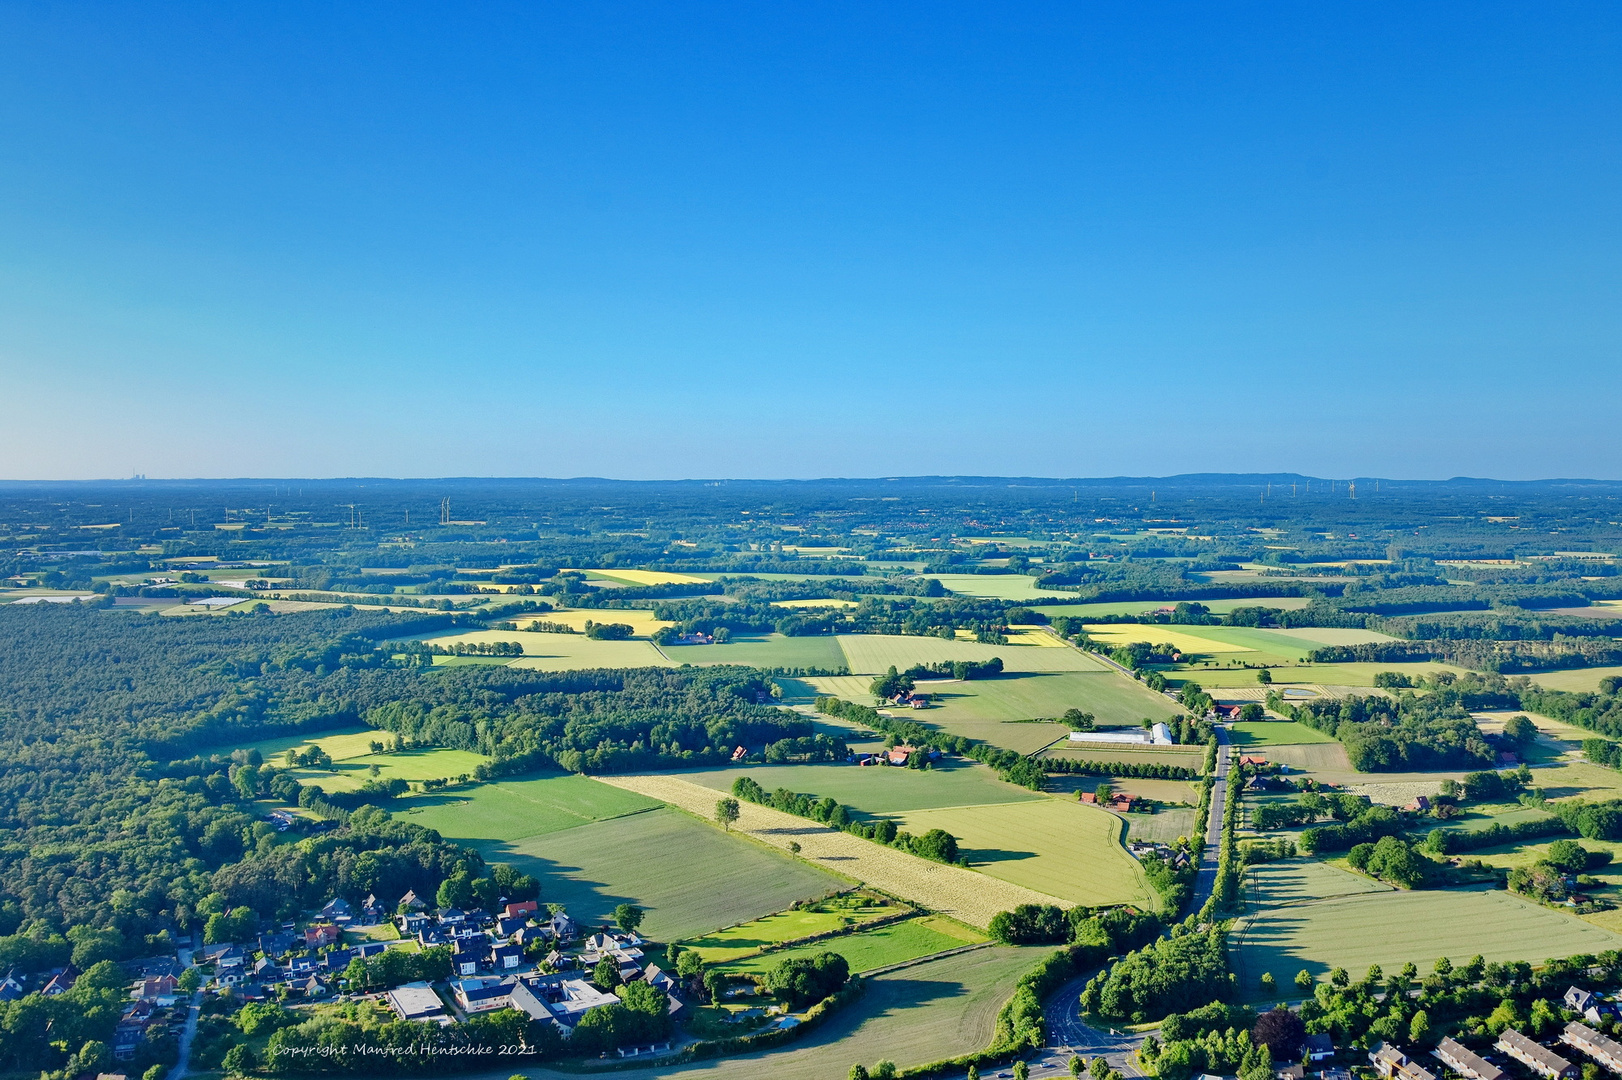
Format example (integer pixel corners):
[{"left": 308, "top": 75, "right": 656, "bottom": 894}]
[
  {"left": 523, "top": 946, "right": 1049, "bottom": 1080},
  {"left": 594, "top": 774, "right": 1073, "bottom": 929},
  {"left": 883, "top": 797, "right": 1156, "bottom": 910},
  {"left": 1531, "top": 665, "right": 1622, "bottom": 693},
  {"left": 576, "top": 569, "right": 713, "bottom": 586},
  {"left": 519, "top": 608, "right": 674, "bottom": 637}
]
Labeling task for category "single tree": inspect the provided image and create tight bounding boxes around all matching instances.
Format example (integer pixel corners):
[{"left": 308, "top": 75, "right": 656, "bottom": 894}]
[
  {"left": 1069, "top": 1056, "right": 1084, "bottom": 1078},
  {"left": 613, "top": 904, "right": 645, "bottom": 934},
  {"left": 1294, "top": 969, "right": 1313, "bottom": 993},
  {"left": 1257, "top": 668, "right": 1272, "bottom": 685},
  {"left": 1014, "top": 1062, "right": 1030, "bottom": 1080},
  {"left": 593, "top": 955, "right": 622, "bottom": 990},
  {"left": 715, "top": 797, "right": 740, "bottom": 831},
  {"left": 849, "top": 1067, "right": 870, "bottom": 1080},
  {"left": 1260, "top": 971, "right": 1277, "bottom": 994}
]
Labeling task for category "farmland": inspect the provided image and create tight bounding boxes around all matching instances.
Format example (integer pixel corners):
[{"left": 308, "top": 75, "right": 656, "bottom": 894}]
[
  {"left": 911, "top": 669, "right": 1179, "bottom": 727},
  {"left": 883, "top": 796, "right": 1157, "bottom": 910},
  {"left": 481, "top": 807, "right": 844, "bottom": 941},
  {"left": 718, "top": 916, "right": 985, "bottom": 975},
  {"left": 1039, "top": 743, "right": 1209, "bottom": 771},
  {"left": 593, "top": 773, "right": 1073, "bottom": 929},
  {"left": 682, "top": 895, "right": 907, "bottom": 962},
  {"left": 1230, "top": 860, "right": 1622, "bottom": 993},
  {"left": 527, "top": 946, "right": 1049, "bottom": 1080},
  {"left": 1030, "top": 597, "right": 1313, "bottom": 619},
  {"left": 412, "top": 626, "right": 675, "bottom": 669},
  {"left": 671, "top": 760, "right": 1044, "bottom": 815},
  {"left": 1229, "top": 721, "right": 1339, "bottom": 747},
  {"left": 837, "top": 634, "right": 1105, "bottom": 675},
  {"left": 924, "top": 574, "right": 1082, "bottom": 601},
  {"left": 662, "top": 633, "right": 849, "bottom": 670},
  {"left": 1171, "top": 661, "right": 1470, "bottom": 688},
  {"left": 395, "top": 773, "right": 662, "bottom": 842},
  {"left": 235, "top": 727, "right": 491, "bottom": 792}
]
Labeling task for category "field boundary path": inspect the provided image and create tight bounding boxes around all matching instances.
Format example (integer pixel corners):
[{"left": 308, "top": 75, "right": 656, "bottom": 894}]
[
  {"left": 1190, "top": 723, "right": 1232, "bottom": 911},
  {"left": 595, "top": 774, "right": 1073, "bottom": 930}
]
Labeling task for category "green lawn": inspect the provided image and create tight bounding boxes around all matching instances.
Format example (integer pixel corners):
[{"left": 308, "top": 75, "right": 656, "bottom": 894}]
[
  {"left": 395, "top": 773, "right": 662, "bottom": 842},
  {"left": 885, "top": 797, "right": 1156, "bottom": 909},
  {"left": 683, "top": 895, "right": 908, "bottom": 962},
  {"left": 234, "top": 727, "right": 492, "bottom": 793},
  {"left": 918, "top": 670, "right": 1179, "bottom": 728},
  {"left": 662, "top": 633, "right": 848, "bottom": 670},
  {"left": 524, "top": 946, "right": 1049, "bottom": 1080},
  {"left": 719, "top": 916, "right": 986, "bottom": 976},
  {"left": 478, "top": 807, "right": 845, "bottom": 941},
  {"left": 1230, "top": 860, "right": 1622, "bottom": 994},
  {"left": 671, "top": 760, "right": 1043, "bottom": 815},
  {"left": 837, "top": 634, "right": 1106, "bottom": 675},
  {"left": 1230, "top": 721, "right": 1339, "bottom": 747}
]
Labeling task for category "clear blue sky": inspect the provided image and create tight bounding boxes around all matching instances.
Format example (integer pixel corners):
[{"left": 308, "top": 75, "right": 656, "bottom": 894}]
[{"left": 1, "top": 3, "right": 1618, "bottom": 480}]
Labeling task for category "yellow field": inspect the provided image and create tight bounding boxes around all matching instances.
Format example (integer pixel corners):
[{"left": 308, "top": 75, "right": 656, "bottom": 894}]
[
  {"left": 524, "top": 608, "right": 674, "bottom": 636},
  {"left": 1006, "top": 628, "right": 1067, "bottom": 648},
  {"left": 883, "top": 797, "right": 1157, "bottom": 909},
  {"left": 1082, "top": 625, "right": 1255, "bottom": 654},
  {"left": 594, "top": 774, "right": 1072, "bottom": 930},
  {"left": 575, "top": 569, "right": 711, "bottom": 585}
]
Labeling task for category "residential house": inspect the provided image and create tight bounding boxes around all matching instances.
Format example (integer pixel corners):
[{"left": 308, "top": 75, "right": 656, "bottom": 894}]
[
  {"left": 547, "top": 911, "right": 577, "bottom": 940},
  {"left": 452, "top": 977, "right": 513, "bottom": 1013},
  {"left": 135, "top": 975, "right": 179, "bottom": 1006},
  {"left": 361, "top": 894, "right": 385, "bottom": 923},
  {"left": 491, "top": 943, "right": 525, "bottom": 972},
  {"left": 257, "top": 932, "right": 296, "bottom": 958},
  {"left": 1566, "top": 988, "right": 1617, "bottom": 1026},
  {"left": 385, "top": 982, "right": 449, "bottom": 1024},
  {"left": 319, "top": 898, "right": 353, "bottom": 925},
  {"left": 1407, "top": 796, "right": 1432, "bottom": 813},
  {"left": 504, "top": 901, "right": 539, "bottom": 920},
  {"left": 1304, "top": 1035, "right": 1335, "bottom": 1062},
  {"left": 439, "top": 908, "right": 468, "bottom": 928},
  {"left": 40, "top": 967, "right": 78, "bottom": 996},
  {"left": 398, "top": 890, "right": 427, "bottom": 912},
  {"left": 730, "top": 745, "right": 748, "bottom": 762},
  {"left": 266, "top": 810, "right": 295, "bottom": 831},
  {"left": 1496, "top": 1030, "right": 1578, "bottom": 1080},
  {"left": 304, "top": 924, "right": 341, "bottom": 949},
  {"left": 299, "top": 975, "right": 327, "bottom": 999},
  {"left": 886, "top": 745, "right": 916, "bottom": 766},
  {"left": 1323, "top": 1069, "right": 1352, "bottom": 1080},
  {"left": 496, "top": 917, "right": 529, "bottom": 939},
  {"left": 112, "top": 1001, "right": 159, "bottom": 1060},
  {"left": 398, "top": 912, "right": 430, "bottom": 936},
  {"left": 1561, "top": 1022, "right": 1622, "bottom": 1074},
  {"left": 0, "top": 970, "right": 24, "bottom": 1002},
  {"left": 1435, "top": 1036, "right": 1508, "bottom": 1080},
  {"left": 1277, "top": 1064, "right": 1306, "bottom": 1080},
  {"left": 250, "top": 957, "right": 284, "bottom": 985},
  {"left": 319, "top": 947, "right": 355, "bottom": 973},
  {"left": 417, "top": 926, "right": 447, "bottom": 948},
  {"left": 1239, "top": 755, "right": 1270, "bottom": 768},
  {"left": 452, "top": 942, "right": 484, "bottom": 977},
  {"left": 642, "top": 965, "right": 677, "bottom": 994},
  {"left": 1371, "top": 1042, "right": 1437, "bottom": 1080}
]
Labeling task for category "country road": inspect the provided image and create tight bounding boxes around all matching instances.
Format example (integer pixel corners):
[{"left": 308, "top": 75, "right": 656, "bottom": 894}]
[{"left": 1190, "top": 722, "right": 1232, "bottom": 911}]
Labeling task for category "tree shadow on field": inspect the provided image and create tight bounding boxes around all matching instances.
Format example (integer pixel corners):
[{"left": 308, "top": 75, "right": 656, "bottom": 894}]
[{"left": 962, "top": 847, "right": 1036, "bottom": 866}]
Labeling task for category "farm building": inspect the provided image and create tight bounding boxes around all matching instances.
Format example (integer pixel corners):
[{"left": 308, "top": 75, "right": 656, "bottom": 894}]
[
  {"left": 1435, "top": 1037, "right": 1508, "bottom": 1080},
  {"left": 1068, "top": 723, "right": 1172, "bottom": 746},
  {"left": 1496, "top": 1030, "right": 1578, "bottom": 1080},
  {"left": 386, "top": 982, "right": 449, "bottom": 1024}
]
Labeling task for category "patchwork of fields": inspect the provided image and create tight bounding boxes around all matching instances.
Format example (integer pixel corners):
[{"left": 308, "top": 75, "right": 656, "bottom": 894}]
[
  {"left": 837, "top": 634, "right": 1105, "bottom": 675},
  {"left": 718, "top": 916, "right": 985, "bottom": 976},
  {"left": 672, "top": 760, "right": 1043, "bottom": 815}
]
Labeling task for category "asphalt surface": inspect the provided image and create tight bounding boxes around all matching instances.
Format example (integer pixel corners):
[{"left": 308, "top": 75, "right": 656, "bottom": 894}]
[
  {"left": 166, "top": 990, "right": 202, "bottom": 1080},
  {"left": 1189, "top": 723, "right": 1232, "bottom": 911}
]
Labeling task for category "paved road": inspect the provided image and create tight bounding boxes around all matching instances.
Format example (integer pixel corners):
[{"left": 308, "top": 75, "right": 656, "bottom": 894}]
[
  {"left": 166, "top": 989, "right": 203, "bottom": 1080},
  {"left": 1190, "top": 723, "right": 1232, "bottom": 911},
  {"left": 1043, "top": 974, "right": 1147, "bottom": 1076}
]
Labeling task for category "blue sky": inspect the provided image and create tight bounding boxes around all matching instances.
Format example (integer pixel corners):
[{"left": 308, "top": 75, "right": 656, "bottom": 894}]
[{"left": 1, "top": 3, "right": 1619, "bottom": 480}]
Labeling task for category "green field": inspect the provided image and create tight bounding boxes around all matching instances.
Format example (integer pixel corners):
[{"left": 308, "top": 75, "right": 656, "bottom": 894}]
[
  {"left": 719, "top": 916, "right": 985, "bottom": 975},
  {"left": 885, "top": 797, "right": 1155, "bottom": 909},
  {"left": 395, "top": 773, "right": 662, "bottom": 842},
  {"left": 237, "top": 726, "right": 379, "bottom": 762},
  {"left": 233, "top": 726, "right": 494, "bottom": 793},
  {"left": 683, "top": 895, "right": 906, "bottom": 962},
  {"left": 837, "top": 634, "right": 1105, "bottom": 675},
  {"left": 1030, "top": 598, "right": 1314, "bottom": 619},
  {"left": 672, "top": 760, "right": 1043, "bottom": 815},
  {"left": 1530, "top": 665, "right": 1622, "bottom": 693},
  {"left": 479, "top": 807, "right": 845, "bottom": 941},
  {"left": 917, "top": 670, "right": 1179, "bottom": 727},
  {"left": 1126, "top": 807, "right": 1198, "bottom": 844},
  {"left": 1231, "top": 860, "right": 1622, "bottom": 992},
  {"left": 1160, "top": 661, "right": 1470, "bottom": 689},
  {"left": 662, "top": 633, "right": 849, "bottom": 670},
  {"left": 924, "top": 574, "right": 1083, "bottom": 601},
  {"left": 526, "top": 946, "right": 1048, "bottom": 1080},
  {"left": 1039, "top": 744, "right": 1208, "bottom": 771},
  {"left": 1229, "top": 721, "right": 1339, "bottom": 747}
]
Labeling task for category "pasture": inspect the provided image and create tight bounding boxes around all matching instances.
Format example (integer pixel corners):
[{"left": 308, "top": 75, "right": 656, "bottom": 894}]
[
  {"left": 1231, "top": 861, "right": 1622, "bottom": 993},
  {"left": 395, "top": 773, "right": 662, "bottom": 842},
  {"left": 883, "top": 797, "right": 1156, "bottom": 910},
  {"left": 576, "top": 569, "right": 713, "bottom": 586},
  {"left": 682, "top": 895, "right": 906, "bottom": 962},
  {"left": 525, "top": 946, "right": 1049, "bottom": 1080},
  {"left": 1161, "top": 661, "right": 1469, "bottom": 689},
  {"left": 673, "top": 760, "right": 1043, "bottom": 815},
  {"left": 483, "top": 807, "right": 844, "bottom": 941},
  {"left": 664, "top": 633, "right": 849, "bottom": 670},
  {"left": 1531, "top": 665, "right": 1622, "bottom": 693},
  {"left": 233, "top": 726, "right": 491, "bottom": 793},
  {"left": 522, "top": 608, "right": 674, "bottom": 637},
  {"left": 916, "top": 669, "right": 1179, "bottom": 729},
  {"left": 719, "top": 916, "right": 985, "bottom": 976},
  {"left": 408, "top": 626, "right": 675, "bottom": 668},
  {"left": 837, "top": 634, "right": 1106, "bottom": 675},
  {"left": 1229, "top": 721, "right": 1339, "bottom": 747},
  {"left": 1039, "top": 744, "right": 1209, "bottom": 771}
]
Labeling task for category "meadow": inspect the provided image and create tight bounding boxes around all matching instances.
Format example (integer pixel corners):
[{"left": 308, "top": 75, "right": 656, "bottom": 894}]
[
  {"left": 1168, "top": 662, "right": 1468, "bottom": 689},
  {"left": 394, "top": 773, "right": 662, "bottom": 842},
  {"left": 481, "top": 806, "right": 844, "bottom": 941},
  {"left": 1229, "top": 721, "right": 1339, "bottom": 747},
  {"left": 924, "top": 574, "right": 1083, "bottom": 601},
  {"left": 663, "top": 633, "right": 849, "bottom": 670},
  {"left": 718, "top": 916, "right": 985, "bottom": 976},
  {"left": 1230, "top": 861, "right": 1622, "bottom": 993},
  {"left": 412, "top": 626, "right": 675, "bottom": 668},
  {"left": 682, "top": 895, "right": 907, "bottom": 962},
  {"left": 234, "top": 727, "right": 492, "bottom": 792},
  {"left": 1030, "top": 597, "right": 1313, "bottom": 619},
  {"left": 672, "top": 760, "right": 1044, "bottom": 815},
  {"left": 883, "top": 796, "right": 1156, "bottom": 910},
  {"left": 837, "top": 634, "right": 1105, "bottom": 675},
  {"left": 1039, "top": 744, "right": 1209, "bottom": 771},
  {"left": 915, "top": 669, "right": 1179, "bottom": 727},
  {"left": 1530, "top": 665, "right": 1622, "bottom": 693},
  {"left": 527, "top": 946, "right": 1049, "bottom": 1080}
]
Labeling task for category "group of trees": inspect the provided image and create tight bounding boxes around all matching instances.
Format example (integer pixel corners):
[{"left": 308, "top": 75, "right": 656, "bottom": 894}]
[
  {"left": 1269, "top": 690, "right": 1496, "bottom": 771},
  {"left": 727, "top": 775, "right": 963, "bottom": 864},
  {"left": 1079, "top": 928, "right": 1231, "bottom": 1023}
]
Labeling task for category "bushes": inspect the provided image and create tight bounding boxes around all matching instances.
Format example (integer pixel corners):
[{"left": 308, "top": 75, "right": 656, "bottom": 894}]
[
  {"left": 762, "top": 951, "right": 850, "bottom": 1009},
  {"left": 1300, "top": 805, "right": 1406, "bottom": 854},
  {"left": 1044, "top": 758, "right": 1198, "bottom": 780},
  {"left": 729, "top": 774, "right": 960, "bottom": 862},
  {"left": 989, "top": 905, "right": 1070, "bottom": 945},
  {"left": 1423, "top": 814, "right": 1569, "bottom": 855}
]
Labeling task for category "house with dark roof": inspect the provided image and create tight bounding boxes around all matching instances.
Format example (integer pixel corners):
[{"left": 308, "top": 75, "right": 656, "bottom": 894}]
[
  {"left": 1561, "top": 1022, "right": 1622, "bottom": 1074},
  {"left": 1497, "top": 1030, "right": 1578, "bottom": 1080},
  {"left": 1435, "top": 1036, "right": 1507, "bottom": 1080},
  {"left": 1304, "top": 1034, "right": 1335, "bottom": 1061}
]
